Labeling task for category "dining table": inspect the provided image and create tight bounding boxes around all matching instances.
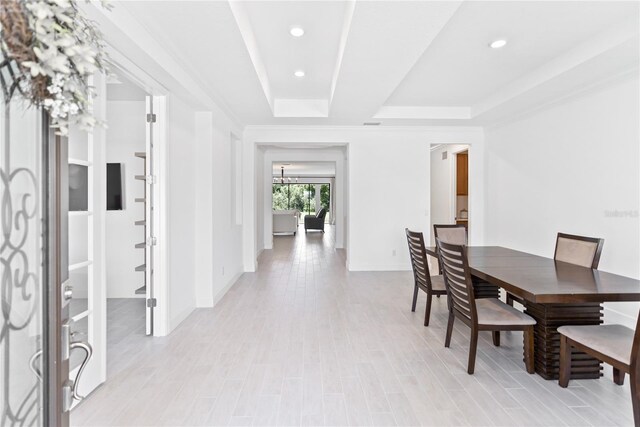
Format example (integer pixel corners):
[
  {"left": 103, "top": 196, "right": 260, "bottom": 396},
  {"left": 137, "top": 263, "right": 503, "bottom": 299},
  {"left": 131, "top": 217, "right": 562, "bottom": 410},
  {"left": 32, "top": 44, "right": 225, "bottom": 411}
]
[{"left": 425, "top": 245, "right": 640, "bottom": 380}]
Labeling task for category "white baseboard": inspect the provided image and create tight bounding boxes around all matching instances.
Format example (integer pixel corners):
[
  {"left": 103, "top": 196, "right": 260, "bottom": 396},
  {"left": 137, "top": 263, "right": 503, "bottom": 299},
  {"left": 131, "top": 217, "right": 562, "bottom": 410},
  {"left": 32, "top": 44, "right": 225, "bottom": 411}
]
[
  {"left": 347, "top": 263, "right": 412, "bottom": 272},
  {"left": 167, "top": 305, "right": 195, "bottom": 336},
  {"left": 603, "top": 305, "right": 638, "bottom": 328},
  {"left": 213, "top": 270, "right": 243, "bottom": 306}
]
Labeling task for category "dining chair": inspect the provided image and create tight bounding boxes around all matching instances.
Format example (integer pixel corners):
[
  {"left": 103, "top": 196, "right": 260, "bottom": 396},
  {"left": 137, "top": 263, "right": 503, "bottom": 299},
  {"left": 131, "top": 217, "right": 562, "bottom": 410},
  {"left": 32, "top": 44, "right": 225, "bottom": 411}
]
[
  {"left": 507, "top": 232, "right": 605, "bottom": 307},
  {"left": 558, "top": 311, "right": 640, "bottom": 425},
  {"left": 436, "top": 238, "right": 536, "bottom": 374},
  {"left": 405, "top": 229, "right": 447, "bottom": 326},
  {"left": 432, "top": 224, "right": 467, "bottom": 275},
  {"left": 433, "top": 224, "right": 467, "bottom": 245}
]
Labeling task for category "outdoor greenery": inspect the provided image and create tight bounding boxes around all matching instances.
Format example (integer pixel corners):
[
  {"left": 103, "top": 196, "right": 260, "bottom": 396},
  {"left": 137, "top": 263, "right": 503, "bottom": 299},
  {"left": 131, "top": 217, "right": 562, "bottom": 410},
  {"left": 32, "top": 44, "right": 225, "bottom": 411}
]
[{"left": 273, "top": 183, "right": 331, "bottom": 222}]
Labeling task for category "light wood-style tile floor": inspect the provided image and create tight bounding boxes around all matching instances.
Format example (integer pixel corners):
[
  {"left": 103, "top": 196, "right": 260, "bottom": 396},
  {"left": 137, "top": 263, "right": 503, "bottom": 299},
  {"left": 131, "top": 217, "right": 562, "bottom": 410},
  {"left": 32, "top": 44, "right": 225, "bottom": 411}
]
[{"left": 72, "top": 227, "right": 634, "bottom": 426}]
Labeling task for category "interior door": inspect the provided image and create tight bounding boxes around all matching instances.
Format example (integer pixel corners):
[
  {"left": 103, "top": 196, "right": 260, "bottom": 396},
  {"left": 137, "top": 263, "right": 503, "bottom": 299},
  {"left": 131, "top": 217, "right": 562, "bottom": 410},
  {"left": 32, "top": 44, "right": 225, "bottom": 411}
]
[
  {"left": 144, "top": 96, "right": 156, "bottom": 335},
  {"left": 0, "top": 95, "right": 48, "bottom": 425},
  {"left": 66, "top": 123, "right": 104, "bottom": 403}
]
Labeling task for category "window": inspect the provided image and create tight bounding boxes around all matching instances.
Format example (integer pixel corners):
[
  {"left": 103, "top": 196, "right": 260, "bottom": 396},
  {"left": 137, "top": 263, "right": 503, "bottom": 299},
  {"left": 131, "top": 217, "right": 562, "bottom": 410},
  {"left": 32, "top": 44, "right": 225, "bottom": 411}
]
[{"left": 273, "top": 183, "right": 331, "bottom": 223}]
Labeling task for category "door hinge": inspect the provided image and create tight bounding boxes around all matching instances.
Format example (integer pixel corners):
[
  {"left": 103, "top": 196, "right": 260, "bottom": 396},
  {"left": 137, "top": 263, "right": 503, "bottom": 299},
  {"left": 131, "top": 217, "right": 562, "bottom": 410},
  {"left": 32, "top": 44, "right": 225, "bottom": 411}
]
[
  {"left": 147, "top": 298, "right": 157, "bottom": 308},
  {"left": 146, "top": 236, "right": 157, "bottom": 246},
  {"left": 145, "top": 175, "right": 157, "bottom": 184},
  {"left": 146, "top": 113, "right": 157, "bottom": 123}
]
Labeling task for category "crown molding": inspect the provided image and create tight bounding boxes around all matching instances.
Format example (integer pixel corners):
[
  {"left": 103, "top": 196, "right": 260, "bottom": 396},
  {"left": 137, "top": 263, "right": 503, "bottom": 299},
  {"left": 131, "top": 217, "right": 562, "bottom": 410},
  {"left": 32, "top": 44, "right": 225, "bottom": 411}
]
[{"left": 244, "top": 124, "right": 484, "bottom": 133}]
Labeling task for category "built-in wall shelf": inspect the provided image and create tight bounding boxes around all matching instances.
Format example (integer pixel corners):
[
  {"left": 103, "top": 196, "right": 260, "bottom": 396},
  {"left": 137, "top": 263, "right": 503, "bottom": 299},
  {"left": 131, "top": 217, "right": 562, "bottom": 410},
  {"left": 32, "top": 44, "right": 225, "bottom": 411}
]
[
  {"left": 69, "top": 260, "right": 92, "bottom": 271},
  {"left": 134, "top": 151, "right": 148, "bottom": 297},
  {"left": 68, "top": 158, "right": 93, "bottom": 167},
  {"left": 69, "top": 211, "right": 93, "bottom": 217}
]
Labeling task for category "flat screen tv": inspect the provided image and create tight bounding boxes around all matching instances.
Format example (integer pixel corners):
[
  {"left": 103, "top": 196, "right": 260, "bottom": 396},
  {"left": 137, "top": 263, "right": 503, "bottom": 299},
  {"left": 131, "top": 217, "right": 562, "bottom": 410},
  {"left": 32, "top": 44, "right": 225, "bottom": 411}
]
[
  {"left": 69, "top": 164, "right": 88, "bottom": 211},
  {"left": 106, "top": 163, "right": 123, "bottom": 210}
]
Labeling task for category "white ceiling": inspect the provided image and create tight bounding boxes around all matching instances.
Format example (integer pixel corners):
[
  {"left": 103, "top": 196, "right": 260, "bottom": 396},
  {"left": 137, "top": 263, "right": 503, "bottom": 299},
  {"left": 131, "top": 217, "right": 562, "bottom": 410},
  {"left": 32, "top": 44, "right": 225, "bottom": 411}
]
[
  {"left": 386, "top": 1, "right": 636, "bottom": 107},
  {"left": 272, "top": 161, "right": 336, "bottom": 177},
  {"left": 119, "top": 0, "right": 639, "bottom": 126},
  {"left": 106, "top": 67, "right": 148, "bottom": 101}
]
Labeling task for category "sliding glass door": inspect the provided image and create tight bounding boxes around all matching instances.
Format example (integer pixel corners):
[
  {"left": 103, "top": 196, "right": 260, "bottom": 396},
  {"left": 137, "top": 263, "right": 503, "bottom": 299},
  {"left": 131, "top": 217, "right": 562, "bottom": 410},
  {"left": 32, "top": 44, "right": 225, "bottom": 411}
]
[{"left": 272, "top": 183, "right": 331, "bottom": 223}]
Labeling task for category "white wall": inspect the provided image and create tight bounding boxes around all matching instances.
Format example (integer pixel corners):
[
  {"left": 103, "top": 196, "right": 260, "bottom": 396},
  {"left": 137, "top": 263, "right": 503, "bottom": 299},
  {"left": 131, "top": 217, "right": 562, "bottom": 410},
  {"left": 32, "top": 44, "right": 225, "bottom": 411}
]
[
  {"left": 211, "top": 113, "right": 244, "bottom": 305},
  {"left": 243, "top": 127, "right": 485, "bottom": 272},
  {"left": 193, "top": 110, "right": 245, "bottom": 311},
  {"left": 194, "top": 112, "right": 214, "bottom": 307},
  {"left": 430, "top": 144, "right": 469, "bottom": 245},
  {"left": 255, "top": 147, "right": 265, "bottom": 256},
  {"left": 166, "top": 95, "right": 198, "bottom": 330},
  {"left": 484, "top": 74, "right": 640, "bottom": 327},
  {"left": 105, "top": 100, "right": 146, "bottom": 298}
]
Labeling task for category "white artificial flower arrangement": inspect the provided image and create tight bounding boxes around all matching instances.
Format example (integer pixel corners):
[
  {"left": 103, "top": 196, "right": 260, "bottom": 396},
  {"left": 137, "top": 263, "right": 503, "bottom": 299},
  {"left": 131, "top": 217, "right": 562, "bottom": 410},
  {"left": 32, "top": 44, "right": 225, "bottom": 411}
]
[{"left": 0, "top": 0, "right": 110, "bottom": 135}]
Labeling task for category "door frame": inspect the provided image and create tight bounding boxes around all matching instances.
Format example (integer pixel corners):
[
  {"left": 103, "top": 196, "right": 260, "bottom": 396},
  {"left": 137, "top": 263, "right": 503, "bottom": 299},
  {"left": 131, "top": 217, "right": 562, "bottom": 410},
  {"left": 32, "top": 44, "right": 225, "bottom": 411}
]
[{"left": 100, "top": 52, "right": 170, "bottom": 337}]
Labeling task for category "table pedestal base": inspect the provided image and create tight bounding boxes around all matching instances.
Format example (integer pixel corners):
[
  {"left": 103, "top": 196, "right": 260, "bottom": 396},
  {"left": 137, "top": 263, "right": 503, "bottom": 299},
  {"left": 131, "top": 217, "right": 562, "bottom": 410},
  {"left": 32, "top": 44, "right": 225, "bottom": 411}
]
[
  {"left": 472, "top": 279, "right": 500, "bottom": 299},
  {"left": 524, "top": 302, "right": 603, "bottom": 380}
]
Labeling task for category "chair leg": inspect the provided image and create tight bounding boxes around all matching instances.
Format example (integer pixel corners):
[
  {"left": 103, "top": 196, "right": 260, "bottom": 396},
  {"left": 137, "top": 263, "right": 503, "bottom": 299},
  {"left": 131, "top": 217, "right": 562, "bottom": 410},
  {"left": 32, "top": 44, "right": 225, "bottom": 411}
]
[
  {"left": 523, "top": 326, "right": 534, "bottom": 374},
  {"left": 559, "top": 334, "right": 571, "bottom": 387},
  {"left": 631, "top": 371, "right": 640, "bottom": 427},
  {"left": 411, "top": 286, "right": 418, "bottom": 312},
  {"left": 444, "top": 313, "right": 455, "bottom": 348},
  {"left": 424, "top": 293, "right": 432, "bottom": 327},
  {"left": 613, "top": 367, "right": 625, "bottom": 386},
  {"left": 492, "top": 331, "right": 500, "bottom": 347},
  {"left": 468, "top": 328, "right": 479, "bottom": 375}
]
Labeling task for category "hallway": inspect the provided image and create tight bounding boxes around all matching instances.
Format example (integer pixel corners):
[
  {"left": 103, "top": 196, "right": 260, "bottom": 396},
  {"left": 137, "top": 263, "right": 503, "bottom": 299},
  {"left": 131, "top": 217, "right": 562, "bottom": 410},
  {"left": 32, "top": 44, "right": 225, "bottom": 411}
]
[{"left": 72, "top": 228, "right": 633, "bottom": 426}]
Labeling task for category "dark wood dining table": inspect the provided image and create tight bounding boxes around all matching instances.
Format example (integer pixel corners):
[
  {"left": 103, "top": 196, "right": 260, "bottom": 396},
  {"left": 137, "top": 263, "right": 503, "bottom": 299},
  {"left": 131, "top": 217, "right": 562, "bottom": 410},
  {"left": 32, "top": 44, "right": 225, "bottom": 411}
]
[{"left": 425, "top": 246, "right": 640, "bottom": 380}]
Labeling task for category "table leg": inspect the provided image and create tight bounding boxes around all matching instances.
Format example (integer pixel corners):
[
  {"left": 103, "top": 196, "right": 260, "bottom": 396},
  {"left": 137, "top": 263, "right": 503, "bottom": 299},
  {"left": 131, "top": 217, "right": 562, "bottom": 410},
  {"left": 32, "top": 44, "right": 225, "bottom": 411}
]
[{"left": 524, "top": 302, "right": 603, "bottom": 380}]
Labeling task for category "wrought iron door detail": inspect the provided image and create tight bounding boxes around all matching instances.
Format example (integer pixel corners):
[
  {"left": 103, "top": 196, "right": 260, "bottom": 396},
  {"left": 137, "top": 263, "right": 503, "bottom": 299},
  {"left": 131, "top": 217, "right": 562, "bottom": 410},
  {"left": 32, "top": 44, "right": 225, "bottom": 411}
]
[{"left": 0, "top": 55, "right": 44, "bottom": 425}]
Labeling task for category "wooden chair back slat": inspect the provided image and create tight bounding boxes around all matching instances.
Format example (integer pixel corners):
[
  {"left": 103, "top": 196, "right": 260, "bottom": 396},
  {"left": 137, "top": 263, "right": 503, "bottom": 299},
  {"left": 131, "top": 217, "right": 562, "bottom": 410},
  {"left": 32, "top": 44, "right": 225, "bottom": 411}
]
[
  {"left": 437, "top": 239, "right": 475, "bottom": 322},
  {"left": 405, "top": 229, "right": 433, "bottom": 291}
]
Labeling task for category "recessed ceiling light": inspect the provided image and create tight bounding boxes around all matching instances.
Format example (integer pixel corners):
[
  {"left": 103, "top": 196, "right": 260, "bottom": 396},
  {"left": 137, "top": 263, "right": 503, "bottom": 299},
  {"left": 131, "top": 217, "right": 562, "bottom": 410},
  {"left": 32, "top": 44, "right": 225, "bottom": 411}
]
[
  {"left": 489, "top": 39, "right": 507, "bottom": 49},
  {"left": 290, "top": 27, "right": 304, "bottom": 37},
  {"left": 294, "top": 70, "right": 305, "bottom": 78}
]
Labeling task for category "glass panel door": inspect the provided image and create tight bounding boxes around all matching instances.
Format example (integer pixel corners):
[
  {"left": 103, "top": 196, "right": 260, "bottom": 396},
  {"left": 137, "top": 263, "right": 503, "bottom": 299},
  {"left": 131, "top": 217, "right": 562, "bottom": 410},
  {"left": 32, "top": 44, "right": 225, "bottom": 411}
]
[{"left": 0, "top": 99, "right": 46, "bottom": 424}]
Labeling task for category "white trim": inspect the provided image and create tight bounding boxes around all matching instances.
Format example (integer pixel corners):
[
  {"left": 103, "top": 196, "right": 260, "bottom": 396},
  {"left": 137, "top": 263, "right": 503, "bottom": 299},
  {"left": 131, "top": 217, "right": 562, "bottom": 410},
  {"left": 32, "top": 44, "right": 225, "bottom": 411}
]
[
  {"left": 152, "top": 95, "right": 169, "bottom": 337},
  {"left": 227, "top": 1, "right": 274, "bottom": 112},
  {"left": 213, "top": 271, "right": 243, "bottom": 306},
  {"left": 604, "top": 306, "right": 638, "bottom": 328},
  {"left": 329, "top": 0, "right": 356, "bottom": 107},
  {"left": 170, "top": 306, "right": 195, "bottom": 333},
  {"left": 245, "top": 124, "right": 485, "bottom": 133},
  {"left": 374, "top": 105, "right": 471, "bottom": 120}
]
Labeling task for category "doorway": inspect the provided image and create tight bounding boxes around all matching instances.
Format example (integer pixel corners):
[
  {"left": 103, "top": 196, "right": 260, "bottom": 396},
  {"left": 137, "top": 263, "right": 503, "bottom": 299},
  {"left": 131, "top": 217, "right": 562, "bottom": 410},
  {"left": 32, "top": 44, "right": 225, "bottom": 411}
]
[
  {"left": 429, "top": 143, "right": 470, "bottom": 244},
  {"left": 64, "top": 66, "right": 166, "bottom": 418},
  {"left": 270, "top": 161, "right": 335, "bottom": 236},
  {"left": 102, "top": 69, "right": 152, "bottom": 371}
]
